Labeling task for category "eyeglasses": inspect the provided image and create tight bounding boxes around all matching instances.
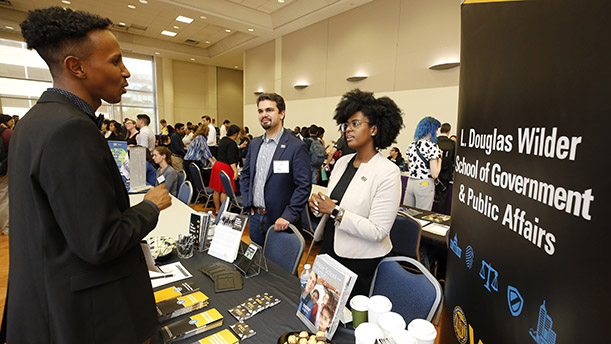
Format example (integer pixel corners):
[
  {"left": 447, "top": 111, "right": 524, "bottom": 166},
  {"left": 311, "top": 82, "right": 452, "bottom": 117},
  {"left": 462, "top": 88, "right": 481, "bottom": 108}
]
[{"left": 340, "top": 119, "right": 370, "bottom": 132}]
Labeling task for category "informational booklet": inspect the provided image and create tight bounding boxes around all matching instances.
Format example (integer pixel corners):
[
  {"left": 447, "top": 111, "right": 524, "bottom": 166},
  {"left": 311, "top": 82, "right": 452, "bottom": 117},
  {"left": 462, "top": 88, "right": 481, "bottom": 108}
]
[
  {"left": 422, "top": 223, "right": 450, "bottom": 236},
  {"left": 296, "top": 254, "right": 357, "bottom": 339},
  {"left": 149, "top": 261, "right": 192, "bottom": 288},
  {"left": 207, "top": 212, "right": 248, "bottom": 263}
]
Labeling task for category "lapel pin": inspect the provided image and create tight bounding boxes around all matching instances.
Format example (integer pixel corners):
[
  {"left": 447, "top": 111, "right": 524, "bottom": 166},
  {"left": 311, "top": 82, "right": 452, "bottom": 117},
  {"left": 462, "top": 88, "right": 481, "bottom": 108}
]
[
  {"left": 361, "top": 176, "right": 367, "bottom": 182},
  {"left": 281, "top": 144, "right": 286, "bottom": 148}
]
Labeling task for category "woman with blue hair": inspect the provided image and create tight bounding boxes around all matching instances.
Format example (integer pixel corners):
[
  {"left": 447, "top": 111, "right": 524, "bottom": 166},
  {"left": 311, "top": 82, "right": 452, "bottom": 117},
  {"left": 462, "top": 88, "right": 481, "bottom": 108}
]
[{"left": 404, "top": 116, "right": 442, "bottom": 210}]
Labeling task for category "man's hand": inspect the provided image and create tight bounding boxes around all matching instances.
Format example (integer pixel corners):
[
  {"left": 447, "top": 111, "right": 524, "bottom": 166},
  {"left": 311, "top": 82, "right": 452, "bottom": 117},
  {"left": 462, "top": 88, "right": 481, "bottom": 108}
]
[
  {"left": 144, "top": 184, "right": 172, "bottom": 211},
  {"left": 274, "top": 217, "right": 290, "bottom": 231}
]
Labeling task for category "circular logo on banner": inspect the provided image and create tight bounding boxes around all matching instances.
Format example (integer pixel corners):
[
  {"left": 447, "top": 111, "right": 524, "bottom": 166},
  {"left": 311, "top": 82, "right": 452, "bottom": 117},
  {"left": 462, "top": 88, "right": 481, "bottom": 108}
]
[{"left": 453, "top": 306, "right": 468, "bottom": 343}]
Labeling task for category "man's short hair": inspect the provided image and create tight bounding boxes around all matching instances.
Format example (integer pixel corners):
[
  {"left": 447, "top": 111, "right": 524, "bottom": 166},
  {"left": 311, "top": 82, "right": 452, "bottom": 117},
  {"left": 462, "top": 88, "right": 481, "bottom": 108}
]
[
  {"left": 440, "top": 123, "right": 451, "bottom": 134},
  {"left": 223, "top": 120, "right": 230, "bottom": 124},
  {"left": 202, "top": 115, "right": 211, "bottom": 122},
  {"left": 20, "top": 7, "right": 112, "bottom": 75},
  {"left": 257, "top": 93, "right": 286, "bottom": 113},
  {"left": 309, "top": 125, "right": 319, "bottom": 136},
  {"left": 174, "top": 123, "right": 184, "bottom": 130},
  {"left": 160, "top": 119, "right": 167, "bottom": 124},
  {"left": 136, "top": 114, "right": 151, "bottom": 125}
]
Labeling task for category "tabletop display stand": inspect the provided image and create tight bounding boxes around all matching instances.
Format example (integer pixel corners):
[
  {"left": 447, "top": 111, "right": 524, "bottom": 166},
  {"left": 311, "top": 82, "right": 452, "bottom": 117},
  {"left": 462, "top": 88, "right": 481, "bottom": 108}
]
[{"left": 234, "top": 242, "right": 267, "bottom": 278}]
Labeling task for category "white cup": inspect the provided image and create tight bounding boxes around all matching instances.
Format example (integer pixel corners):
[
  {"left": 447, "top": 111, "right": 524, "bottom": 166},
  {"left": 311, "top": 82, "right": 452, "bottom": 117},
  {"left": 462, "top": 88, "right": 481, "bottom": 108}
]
[
  {"left": 391, "top": 329, "right": 418, "bottom": 344},
  {"left": 407, "top": 319, "right": 437, "bottom": 344},
  {"left": 350, "top": 295, "right": 370, "bottom": 329},
  {"left": 354, "top": 322, "right": 384, "bottom": 344},
  {"left": 378, "top": 312, "right": 406, "bottom": 338},
  {"left": 367, "top": 295, "right": 392, "bottom": 326}
]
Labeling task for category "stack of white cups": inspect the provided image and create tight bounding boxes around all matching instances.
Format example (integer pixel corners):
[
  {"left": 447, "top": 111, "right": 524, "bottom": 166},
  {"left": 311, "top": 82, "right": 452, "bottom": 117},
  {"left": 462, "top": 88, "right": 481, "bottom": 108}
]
[{"left": 351, "top": 295, "right": 438, "bottom": 344}]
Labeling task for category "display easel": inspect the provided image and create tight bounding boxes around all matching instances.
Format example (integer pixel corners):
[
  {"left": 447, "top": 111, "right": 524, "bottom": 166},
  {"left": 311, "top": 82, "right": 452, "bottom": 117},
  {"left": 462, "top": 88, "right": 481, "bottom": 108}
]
[{"left": 234, "top": 241, "right": 267, "bottom": 278}]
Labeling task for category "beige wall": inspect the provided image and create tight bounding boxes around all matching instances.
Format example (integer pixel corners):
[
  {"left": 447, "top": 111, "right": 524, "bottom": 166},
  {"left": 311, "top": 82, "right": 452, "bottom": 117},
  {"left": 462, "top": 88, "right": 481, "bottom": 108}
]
[
  {"left": 243, "top": 0, "right": 461, "bottom": 155},
  {"left": 217, "top": 67, "right": 244, "bottom": 128}
]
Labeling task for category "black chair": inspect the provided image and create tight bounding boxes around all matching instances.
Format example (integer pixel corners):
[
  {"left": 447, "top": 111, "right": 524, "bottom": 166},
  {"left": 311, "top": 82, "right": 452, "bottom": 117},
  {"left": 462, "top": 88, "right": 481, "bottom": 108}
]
[
  {"left": 301, "top": 205, "right": 321, "bottom": 266},
  {"left": 389, "top": 215, "right": 422, "bottom": 261}
]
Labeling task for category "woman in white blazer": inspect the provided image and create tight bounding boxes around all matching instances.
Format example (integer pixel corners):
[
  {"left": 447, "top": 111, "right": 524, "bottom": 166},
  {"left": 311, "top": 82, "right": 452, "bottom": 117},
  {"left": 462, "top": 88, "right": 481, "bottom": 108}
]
[{"left": 310, "top": 89, "right": 404, "bottom": 297}]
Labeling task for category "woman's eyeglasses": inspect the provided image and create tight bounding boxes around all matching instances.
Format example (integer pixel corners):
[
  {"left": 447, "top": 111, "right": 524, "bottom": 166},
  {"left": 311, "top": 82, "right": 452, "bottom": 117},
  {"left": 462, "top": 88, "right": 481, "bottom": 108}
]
[{"left": 340, "top": 119, "right": 369, "bottom": 132}]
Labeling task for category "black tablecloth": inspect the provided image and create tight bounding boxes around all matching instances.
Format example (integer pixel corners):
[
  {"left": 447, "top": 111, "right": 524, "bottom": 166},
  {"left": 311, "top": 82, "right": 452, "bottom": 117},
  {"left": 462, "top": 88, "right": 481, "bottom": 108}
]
[{"left": 150, "top": 248, "right": 355, "bottom": 344}]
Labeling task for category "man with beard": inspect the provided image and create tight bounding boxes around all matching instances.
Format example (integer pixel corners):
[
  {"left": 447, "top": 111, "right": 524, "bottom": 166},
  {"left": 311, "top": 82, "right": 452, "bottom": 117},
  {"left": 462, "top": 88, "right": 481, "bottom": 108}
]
[{"left": 239, "top": 93, "right": 311, "bottom": 246}]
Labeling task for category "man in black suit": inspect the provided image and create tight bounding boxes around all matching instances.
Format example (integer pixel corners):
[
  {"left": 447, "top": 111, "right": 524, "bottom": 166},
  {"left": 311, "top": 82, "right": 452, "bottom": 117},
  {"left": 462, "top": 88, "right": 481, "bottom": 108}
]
[
  {"left": 436, "top": 123, "right": 456, "bottom": 215},
  {"left": 3, "top": 7, "right": 171, "bottom": 343},
  {"left": 240, "top": 93, "right": 311, "bottom": 246}
]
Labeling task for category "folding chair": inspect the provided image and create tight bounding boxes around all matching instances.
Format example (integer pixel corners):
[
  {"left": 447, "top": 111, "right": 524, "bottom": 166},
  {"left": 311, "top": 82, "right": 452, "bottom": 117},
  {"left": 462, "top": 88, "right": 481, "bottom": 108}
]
[
  {"left": 263, "top": 224, "right": 305, "bottom": 275},
  {"left": 219, "top": 170, "right": 244, "bottom": 214}
]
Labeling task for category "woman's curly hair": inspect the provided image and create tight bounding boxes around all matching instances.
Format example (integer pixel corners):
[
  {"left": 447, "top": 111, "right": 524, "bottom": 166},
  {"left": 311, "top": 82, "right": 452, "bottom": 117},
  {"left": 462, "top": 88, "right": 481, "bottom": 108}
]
[
  {"left": 333, "top": 89, "right": 404, "bottom": 150},
  {"left": 20, "top": 7, "right": 112, "bottom": 72}
]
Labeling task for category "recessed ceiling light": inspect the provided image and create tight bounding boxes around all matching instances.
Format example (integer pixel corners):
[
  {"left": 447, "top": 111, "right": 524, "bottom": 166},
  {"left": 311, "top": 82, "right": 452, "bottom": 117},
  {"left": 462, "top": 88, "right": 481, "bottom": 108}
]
[
  {"left": 176, "top": 16, "right": 194, "bottom": 24},
  {"left": 5, "top": 26, "right": 14, "bottom": 30},
  {"left": 154, "top": 52, "right": 160, "bottom": 55},
  {"left": 161, "top": 30, "right": 177, "bottom": 37},
  {"left": 225, "top": 29, "right": 231, "bottom": 33},
  {"left": 205, "top": 41, "right": 211, "bottom": 44},
  {"left": 139, "top": 0, "right": 148, "bottom": 3},
  {"left": 61, "top": 0, "right": 71, "bottom": 4},
  {"left": 190, "top": 58, "right": 195, "bottom": 61},
  {"left": 200, "top": 16, "right": 207, "bottom": 20},
  {"left": 128, "top": 4, "right": 136, "bottom": 9},
  {"left": 173, "top": 25, "right": 180, "bottom": 29},
  {"left": 248, "top": 28, "right": 254, "bottom": 32},
  {"left": 234, "top": 65, "right": 239, "bottom": 68},
  {"left": 278, "top": 0, "right": 285, "bottom": 3},
  {"left": 118, "top": 22, "right": 127, "bottom": 26}
]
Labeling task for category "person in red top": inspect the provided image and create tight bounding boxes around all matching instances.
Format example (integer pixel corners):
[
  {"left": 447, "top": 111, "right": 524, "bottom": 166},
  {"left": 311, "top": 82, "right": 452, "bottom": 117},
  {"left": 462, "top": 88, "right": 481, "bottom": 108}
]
[{"left": 0, "top": 114, "right": 13, "bottom": 235}]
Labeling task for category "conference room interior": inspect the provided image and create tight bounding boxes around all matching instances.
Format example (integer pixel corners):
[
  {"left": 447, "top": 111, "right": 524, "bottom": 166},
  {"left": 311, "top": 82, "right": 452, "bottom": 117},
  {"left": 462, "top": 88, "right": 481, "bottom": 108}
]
[{"left": 0, "top": 0, "right": 460, "bottom": 341}]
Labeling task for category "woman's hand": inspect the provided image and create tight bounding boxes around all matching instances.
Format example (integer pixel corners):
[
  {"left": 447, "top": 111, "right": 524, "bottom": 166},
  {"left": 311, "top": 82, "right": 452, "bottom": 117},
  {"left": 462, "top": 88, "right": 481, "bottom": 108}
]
[{"left": 308, "top": 192, "right": 337, "bottom": 215}]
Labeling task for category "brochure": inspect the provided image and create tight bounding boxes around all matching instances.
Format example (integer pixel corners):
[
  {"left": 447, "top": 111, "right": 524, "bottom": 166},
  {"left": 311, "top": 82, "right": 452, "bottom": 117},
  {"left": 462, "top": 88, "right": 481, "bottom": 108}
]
[
  {"left": 296, "top": 254, "right": 357, "bottom": 338},
  {"left": 207, "top": 212, "right": 248, "bottom": 263}
]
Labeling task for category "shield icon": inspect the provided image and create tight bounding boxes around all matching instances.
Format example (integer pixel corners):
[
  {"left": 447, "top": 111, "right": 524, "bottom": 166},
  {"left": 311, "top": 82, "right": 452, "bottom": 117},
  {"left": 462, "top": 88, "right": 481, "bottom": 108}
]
[{"left": 507, "top": 285, "right": 524, "bottom": 316}]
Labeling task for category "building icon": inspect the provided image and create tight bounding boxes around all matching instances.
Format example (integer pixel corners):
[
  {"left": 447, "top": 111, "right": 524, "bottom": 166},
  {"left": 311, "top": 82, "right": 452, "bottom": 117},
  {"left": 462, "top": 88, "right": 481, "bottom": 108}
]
[
  {"left": 529, "top": 300, "right": 557, "bottom": 344},
  {"left": 450, "top": 234, "right": 462, "bottom": 258}
]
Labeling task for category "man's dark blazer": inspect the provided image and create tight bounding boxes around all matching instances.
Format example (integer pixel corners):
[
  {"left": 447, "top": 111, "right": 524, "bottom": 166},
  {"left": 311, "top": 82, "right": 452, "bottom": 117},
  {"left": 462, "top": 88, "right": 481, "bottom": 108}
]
[
  {"left": 437, "top": 134, "right": 456, "bottom": 181},
  {"left": 240, "top": 128, "right": 311, "bottom": 226},
  {"left": 6, "top": 91, "right": 159, "bottom": 343}
]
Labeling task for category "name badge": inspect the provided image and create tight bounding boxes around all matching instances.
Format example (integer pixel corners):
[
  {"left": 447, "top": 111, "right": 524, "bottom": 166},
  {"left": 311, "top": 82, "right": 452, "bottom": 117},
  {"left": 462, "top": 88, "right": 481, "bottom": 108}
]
[
  {"left": 273, "top": 160, "right": 289, "bottom": 174},
  {"left": 157, "top": 175, "right": 166, "bottom": 184}
]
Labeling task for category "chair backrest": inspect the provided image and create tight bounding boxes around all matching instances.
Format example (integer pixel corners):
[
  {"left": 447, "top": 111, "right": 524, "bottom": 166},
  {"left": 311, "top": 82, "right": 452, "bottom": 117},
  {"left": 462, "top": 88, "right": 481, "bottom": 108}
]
[
  {"left": 369, "top": 256, "right": 442, "bottom": 323},
  {"left": 263, "top": 224, "right": 305, "bottom": 275},
  {"left": 177, "top": 180, "right": 193, "bottom": 205},
  {"left": 176, "top": 170, "right": 186, "bottom": 192},
  {"left": 390, "top": 215, "right": 422, "bottom": 261},
  {"left": 219, "top": 170, "right": 243, "bottom": 213},
  {"left": 188, "top": 162, "right": 206, "bottom": 193},
  {"left": 219, "top": 170, "right": 236, "bottom": 198},
  {"left": 216, "top": 197, "right": 229, "bottom": 225}
]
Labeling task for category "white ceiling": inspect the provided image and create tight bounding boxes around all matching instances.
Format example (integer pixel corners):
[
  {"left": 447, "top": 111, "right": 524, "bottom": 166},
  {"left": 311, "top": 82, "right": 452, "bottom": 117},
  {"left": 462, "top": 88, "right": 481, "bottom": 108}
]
[{"left": 0, "top": 0, "right": 372, "bottom": 70}]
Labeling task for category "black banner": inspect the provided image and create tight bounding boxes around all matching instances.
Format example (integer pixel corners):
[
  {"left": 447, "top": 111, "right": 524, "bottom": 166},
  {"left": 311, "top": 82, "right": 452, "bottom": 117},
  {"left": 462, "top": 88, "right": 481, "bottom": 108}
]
[{"left": 441, "top": 1, "right": 611, "bottom": 343}]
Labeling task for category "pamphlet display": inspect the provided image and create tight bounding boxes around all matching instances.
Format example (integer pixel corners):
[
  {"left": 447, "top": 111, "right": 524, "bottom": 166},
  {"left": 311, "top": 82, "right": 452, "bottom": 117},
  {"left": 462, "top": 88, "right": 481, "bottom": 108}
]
[
  {"left": 159, "top": 308, "right": 223, "bottom": 343},
  {"left": 193, "top": 329, "right": 239, "bottom": 344},
  {"left": 108, "top": 140, "right": 130, "bottom": 189},
  {"left": 153, "top": 280, "right": 199, "bottom": 303},
  {"left": 296, "top": 254, "right": 357, "bottom": 338},
  {"left": 207, "top": 212, "right": 248, "bottom": 263},
  {"left": 156, "top": 290, "right": 210, "bottom": 322},
  {"left": 234, "top": 242, "right": 267, "bottom": 278},
  {"left": 189, "top": 212, "right": 212, "bottom": 252},
  {"left": 228, "top": 293, "right": 281, "bottom": 322}
]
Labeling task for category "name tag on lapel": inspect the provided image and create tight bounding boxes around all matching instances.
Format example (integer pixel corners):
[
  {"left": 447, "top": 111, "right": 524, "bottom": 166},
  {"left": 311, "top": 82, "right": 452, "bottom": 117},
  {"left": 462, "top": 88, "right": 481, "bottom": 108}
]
[{"left": 273, "top": 160, "right": 289, "bottom": 173}]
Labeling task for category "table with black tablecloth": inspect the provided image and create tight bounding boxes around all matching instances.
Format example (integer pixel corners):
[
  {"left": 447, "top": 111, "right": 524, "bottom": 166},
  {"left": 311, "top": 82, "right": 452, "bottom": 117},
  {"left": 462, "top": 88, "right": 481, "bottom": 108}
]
[{"left": 150, "top": 248, "right": 355, "bottom": 344}]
